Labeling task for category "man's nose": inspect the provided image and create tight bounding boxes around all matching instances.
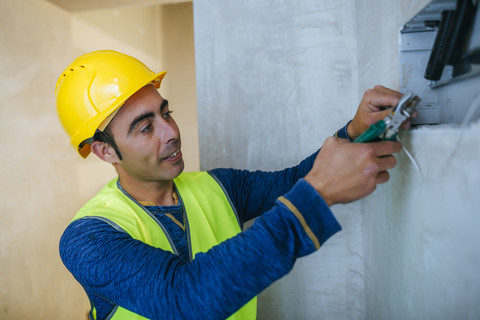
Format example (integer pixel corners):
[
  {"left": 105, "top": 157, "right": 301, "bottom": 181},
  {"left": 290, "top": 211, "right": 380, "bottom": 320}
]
[{"left": 158, "top": 118, "right": 179, "bottom": 143}]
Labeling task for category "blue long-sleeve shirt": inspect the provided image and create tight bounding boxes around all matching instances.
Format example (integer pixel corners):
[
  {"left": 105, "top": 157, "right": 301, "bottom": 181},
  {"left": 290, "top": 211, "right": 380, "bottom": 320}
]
[{"left": 59, "top": 125, "right": 351, "bottom": 320}]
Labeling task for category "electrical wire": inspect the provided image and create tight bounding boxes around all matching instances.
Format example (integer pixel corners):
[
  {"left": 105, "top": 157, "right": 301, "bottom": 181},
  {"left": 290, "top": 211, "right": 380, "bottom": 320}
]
[
  {"left": 398, "top": 92, "right": 480, "bottom": 179},
  {"left": 397, "top": 134, "right": 424, "bottom": 178}
]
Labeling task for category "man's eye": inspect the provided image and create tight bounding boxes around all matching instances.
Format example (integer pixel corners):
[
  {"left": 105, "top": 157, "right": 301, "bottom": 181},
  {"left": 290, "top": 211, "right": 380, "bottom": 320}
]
[
  {"left": 163, "top": 110, "right": 173, "bottom": 119},
  {"left": 140, "top": 124, "right": 152, "bottom": 133}
]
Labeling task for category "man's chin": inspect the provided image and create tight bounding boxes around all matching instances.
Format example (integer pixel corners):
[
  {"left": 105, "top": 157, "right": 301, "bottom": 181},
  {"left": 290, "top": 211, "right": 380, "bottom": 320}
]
[{"left": 171, "top": 159, "right": 185, "bottom": 179}]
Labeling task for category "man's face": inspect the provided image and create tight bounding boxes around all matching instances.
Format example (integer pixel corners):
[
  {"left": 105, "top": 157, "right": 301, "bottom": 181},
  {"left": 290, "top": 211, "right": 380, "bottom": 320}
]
[{"left": 108, "top": 84, "right": 184, "bottom": 183}]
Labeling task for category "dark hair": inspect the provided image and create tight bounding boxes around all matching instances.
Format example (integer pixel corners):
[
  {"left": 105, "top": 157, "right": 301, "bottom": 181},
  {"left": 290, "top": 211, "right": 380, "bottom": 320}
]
[{"left": 93, "top": 125, "right": 123, "bottom": 160}]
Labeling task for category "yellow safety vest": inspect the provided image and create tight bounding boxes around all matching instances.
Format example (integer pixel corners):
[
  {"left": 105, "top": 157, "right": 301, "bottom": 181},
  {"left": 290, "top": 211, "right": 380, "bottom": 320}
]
[{"left": 72, "top": 172, "right": 257, "bottom": 320}]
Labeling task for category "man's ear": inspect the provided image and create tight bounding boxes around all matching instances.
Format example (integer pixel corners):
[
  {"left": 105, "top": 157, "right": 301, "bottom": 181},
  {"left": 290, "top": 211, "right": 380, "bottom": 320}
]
[{"left": 91, "top": 141, "right": 120, "bottom": 164}]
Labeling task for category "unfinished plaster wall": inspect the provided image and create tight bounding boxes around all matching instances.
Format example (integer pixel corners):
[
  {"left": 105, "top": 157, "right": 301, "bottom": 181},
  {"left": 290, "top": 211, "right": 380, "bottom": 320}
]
[
  {"left": 0, "top": 1, "right": 197, "bottom": 319},
  {"left": 194, "top": 0, "right": 480, "bottom": 319},
  {"left": 355, "top": 0, "right": 480, "bottom": 319},
  {"left": 194, "top": 0, "right": 366, "bottom": 318}
]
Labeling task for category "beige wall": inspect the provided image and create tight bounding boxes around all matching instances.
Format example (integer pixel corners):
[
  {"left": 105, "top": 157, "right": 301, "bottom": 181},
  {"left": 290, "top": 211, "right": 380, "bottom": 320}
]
[
  {"left": 157, "top": 4, "right": 199, "bottom": 176},
  {"left": 0, "top": 1, "right": 87, "bottom": 319},
  {"left": 0, "top": 0, "right": 197, "bottom": 319}
]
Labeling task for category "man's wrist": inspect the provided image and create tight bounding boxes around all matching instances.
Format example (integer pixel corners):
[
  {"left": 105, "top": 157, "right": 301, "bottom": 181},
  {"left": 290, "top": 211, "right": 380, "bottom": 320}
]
[
  {"left": 304, "top": 175, "right": 333, "bottom": 207},
  {"left": 346, "top": 120, "right": 360, "bottom": 140}
]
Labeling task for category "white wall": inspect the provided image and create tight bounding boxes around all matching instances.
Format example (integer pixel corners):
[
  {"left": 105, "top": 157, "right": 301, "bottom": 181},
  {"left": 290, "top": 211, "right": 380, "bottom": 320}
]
[
  {"left": 194, "top": 0, "right": 365, "bottom": 318},
  {"left": 194, "top": 0, "right": 360, "bottom": 171},
  {"left": 193, "top": 0, "right": 480, "bottom": 319},
  {"left": 355, "top": 1, "right": 480, "bottom": 319}
]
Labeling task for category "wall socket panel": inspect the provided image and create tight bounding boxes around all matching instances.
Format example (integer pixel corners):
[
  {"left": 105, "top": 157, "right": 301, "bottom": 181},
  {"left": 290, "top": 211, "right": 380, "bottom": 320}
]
[{"left": 399, "top": 0, "right": 480, "bottom": 125}]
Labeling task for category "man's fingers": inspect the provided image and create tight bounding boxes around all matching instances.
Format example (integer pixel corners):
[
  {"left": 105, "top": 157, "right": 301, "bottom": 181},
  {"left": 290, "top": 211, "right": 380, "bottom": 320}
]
[
  {"left": 369, "top": 94, "right": 400, "bottom": 109},
  {"left": 371, "top": 141, "right": 402, "bottom": 157},
  {"left": 371, "top": 108, "right": 395, "bottom": 123},
  {"left": 377, "top": 155, "right": 398, "bottom": 171},
  {"left": 401, "top": 119, "right": 412, "bottom": 130},
  {"left": 376, "top": 171, "right": 390, "bottom": 184},
  {"left": 364, "top": 87, "right": 401, "bottom": 109}
]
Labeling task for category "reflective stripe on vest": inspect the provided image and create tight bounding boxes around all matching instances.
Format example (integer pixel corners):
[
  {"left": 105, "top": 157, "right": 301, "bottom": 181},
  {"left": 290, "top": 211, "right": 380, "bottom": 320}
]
[{"left": 72, "top": 171, "right": 257, "bottom": 320}]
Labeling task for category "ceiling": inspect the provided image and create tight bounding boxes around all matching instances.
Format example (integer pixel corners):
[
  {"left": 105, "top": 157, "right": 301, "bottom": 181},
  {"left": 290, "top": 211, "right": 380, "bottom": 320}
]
[{"left": 46, "top": 0, "right": 191, "bottom": 12}]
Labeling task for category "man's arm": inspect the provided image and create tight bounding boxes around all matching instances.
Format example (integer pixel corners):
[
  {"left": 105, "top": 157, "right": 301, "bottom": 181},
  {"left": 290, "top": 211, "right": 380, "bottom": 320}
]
[
  {"left": 211, "top": 85, "right": 406, "bottom": 222},
  {"left": 209, "top": 150, "right": 317, "bottom": 223}
]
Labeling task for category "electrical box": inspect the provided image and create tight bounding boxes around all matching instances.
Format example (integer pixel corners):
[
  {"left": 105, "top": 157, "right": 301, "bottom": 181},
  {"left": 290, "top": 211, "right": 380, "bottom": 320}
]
[{"left": 399, "top": 0, "right": 480, "bottom": 125}]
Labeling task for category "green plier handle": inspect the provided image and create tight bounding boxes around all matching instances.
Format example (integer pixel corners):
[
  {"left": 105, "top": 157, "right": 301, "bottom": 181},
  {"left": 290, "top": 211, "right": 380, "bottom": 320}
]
[
  {"left": 353, "top": 92, "right": 420, "bottom": 143},
  {"left": 352, "top": 120, "right": 387, "bottom": 143}
]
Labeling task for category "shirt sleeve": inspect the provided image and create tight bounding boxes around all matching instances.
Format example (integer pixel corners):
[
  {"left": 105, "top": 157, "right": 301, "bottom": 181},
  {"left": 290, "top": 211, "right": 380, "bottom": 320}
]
[
  {"left": 334, "top": 120, "right": 353, "bottom": 141},
  {"left": 59, "top": 179, "right": 340, "bottom": 320},
  {"left": 209, "top": 151, "right": 317, "bottom": 223},
  {"left": 209, "top": 121, "right": 352, "bottom": 224}
]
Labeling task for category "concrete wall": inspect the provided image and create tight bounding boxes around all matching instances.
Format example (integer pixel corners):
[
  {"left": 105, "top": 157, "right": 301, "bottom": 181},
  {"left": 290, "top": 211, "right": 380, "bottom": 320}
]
[
  {"left": 356, "top": 1, "right": 480, "bottom": 319},
  {"left": 194, "top": 1, "right": 365, "bottom": 318},
  {"left": 0, "top": 1, "right": 197, "bottom": 319},
  {"left": 194, "top": 0, "right": 480, "bottom": 319}
]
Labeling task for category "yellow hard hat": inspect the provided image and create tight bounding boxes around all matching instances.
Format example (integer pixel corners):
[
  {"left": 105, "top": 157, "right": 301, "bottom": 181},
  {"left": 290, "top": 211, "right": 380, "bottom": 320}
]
[{"left": 55, "top": 50, "right": 166, "bottom": 158}]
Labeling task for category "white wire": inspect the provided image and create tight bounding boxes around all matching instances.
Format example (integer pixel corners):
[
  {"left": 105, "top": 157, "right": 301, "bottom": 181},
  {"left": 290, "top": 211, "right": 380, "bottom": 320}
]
[
  {"left": 397, "top": 91, "right": 480, "bottom": 180},
  {"left": 397, "top": 135, "right": 424, "bottom": 178}
]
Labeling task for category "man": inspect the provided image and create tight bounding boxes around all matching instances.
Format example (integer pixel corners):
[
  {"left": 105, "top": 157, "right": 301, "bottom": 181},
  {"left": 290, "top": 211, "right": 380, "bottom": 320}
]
[{"left": 56, "top": 50, "right": 404, "bottom": 320}]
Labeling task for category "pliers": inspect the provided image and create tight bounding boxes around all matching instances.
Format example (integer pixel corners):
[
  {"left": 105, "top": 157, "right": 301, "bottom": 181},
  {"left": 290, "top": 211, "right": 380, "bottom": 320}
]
[{"left": 353, "top": 91, "right": 421, "bottom": 143}]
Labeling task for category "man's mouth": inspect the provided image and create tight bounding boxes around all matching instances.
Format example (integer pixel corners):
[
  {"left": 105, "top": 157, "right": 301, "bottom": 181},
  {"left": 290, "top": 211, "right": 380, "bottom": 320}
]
[{"left": 164, "top": 149, "right": 181, "bottom": 160}]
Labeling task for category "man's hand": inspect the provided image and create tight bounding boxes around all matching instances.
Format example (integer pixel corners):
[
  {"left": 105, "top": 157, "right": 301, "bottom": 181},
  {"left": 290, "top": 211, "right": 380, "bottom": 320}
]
[
  {"left": 347, "top": 85, "right": 403, "bottom": 140},
  {"left": 305, "top": 137, "right": 402, "bottom": 206}
]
